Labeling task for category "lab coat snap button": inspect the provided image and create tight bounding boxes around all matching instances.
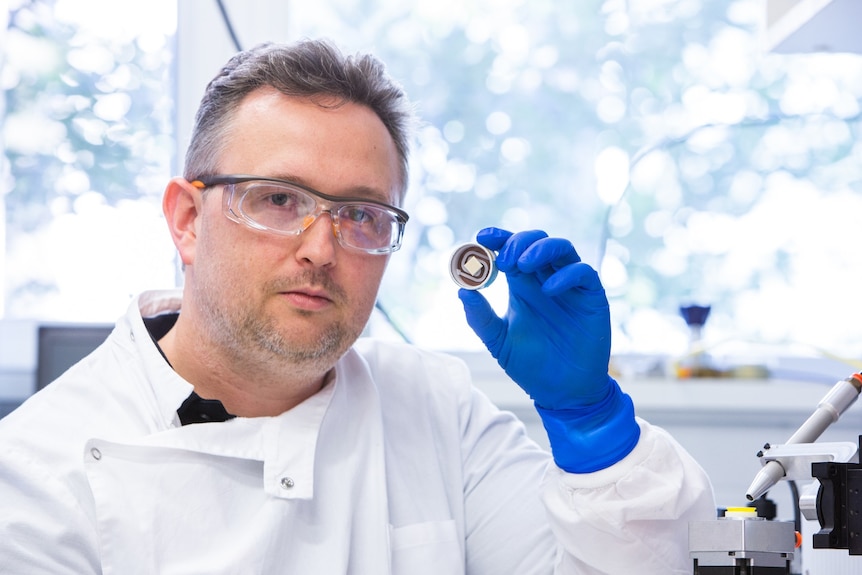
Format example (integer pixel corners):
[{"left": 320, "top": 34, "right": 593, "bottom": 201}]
[
  {"left": 90, "top": 447, "right": 102, "bottom": 461},
  {"left": 280, "top": 477, "right": 295, "bottom": 489}
]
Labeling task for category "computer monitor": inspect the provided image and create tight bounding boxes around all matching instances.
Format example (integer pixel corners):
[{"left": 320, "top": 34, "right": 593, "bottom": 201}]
[{"left": 35, "top": 323, "right": 114, "bottom": 391}]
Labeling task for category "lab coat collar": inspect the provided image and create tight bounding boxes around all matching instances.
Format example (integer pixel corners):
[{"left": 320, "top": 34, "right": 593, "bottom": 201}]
[{"left": 125, "top": 289, "right": 194, "bottom": 429}]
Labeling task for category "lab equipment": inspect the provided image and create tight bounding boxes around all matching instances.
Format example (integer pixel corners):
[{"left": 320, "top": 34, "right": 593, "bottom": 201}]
[
  {"left": 714, "top": 372, "right": 862, "bottom": 574},
  {"left": 36, "top": 323, "right": 114, "bottom": 390},
  {"left": 745, "top": 374, "right": 862, "bottom": 502},
  {"left": 449, "top": 243, "right": 497, "bottom": 290},
  {"left": 710, "top": 437, "right": 861, "bottom": 574},
  {"left": 802, "top": 437, "right": 862, "bottom": 555},
  {"left": 677, "top": 304, "right": 719, "bottom": 378},
  {"left": 689, "top": 507, "right": 796, "bottom": 574}
]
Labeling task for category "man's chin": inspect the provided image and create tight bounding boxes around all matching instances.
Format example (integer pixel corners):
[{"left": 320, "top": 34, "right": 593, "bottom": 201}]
[{"left": 268, "top": 326, "right": 359, "bottom": 365}]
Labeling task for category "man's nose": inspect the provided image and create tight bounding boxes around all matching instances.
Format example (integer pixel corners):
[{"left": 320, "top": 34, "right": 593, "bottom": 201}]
[{"left": 295, "top": 212, "right": 338, "bottom": 265}]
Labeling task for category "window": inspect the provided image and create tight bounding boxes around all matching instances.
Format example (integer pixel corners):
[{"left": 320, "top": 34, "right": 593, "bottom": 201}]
[
  {"left": 288, "top": 0, "right": 862, "bottom": 367},
  {"left": 4, "top": 0, "right": 862, "bottom": 371},
  {"left": 2, "top": 0, "right": 177, "bottom": 322}
]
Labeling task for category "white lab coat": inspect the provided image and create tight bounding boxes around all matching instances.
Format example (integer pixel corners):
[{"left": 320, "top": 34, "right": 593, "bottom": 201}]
[{"left": 0, "top": 290, "right": 714, "bottom": 574}]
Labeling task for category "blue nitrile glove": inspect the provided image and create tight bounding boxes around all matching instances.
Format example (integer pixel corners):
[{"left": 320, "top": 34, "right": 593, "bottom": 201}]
[{"left": 458, "top": 227, "right": 639, "bottom": 473}]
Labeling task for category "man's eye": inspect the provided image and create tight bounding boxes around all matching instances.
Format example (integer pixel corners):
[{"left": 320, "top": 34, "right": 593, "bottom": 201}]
[
  {"left": 343, "top": 206, "right": 374, "bottom": 223},
  {"left": 268, "top": 193, "right": 291, "bottom": 206}
]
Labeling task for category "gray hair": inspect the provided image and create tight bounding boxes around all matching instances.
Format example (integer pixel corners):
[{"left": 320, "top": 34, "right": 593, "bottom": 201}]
[{"left": 184, "top": 39, "right": 416, "bottom": 197}]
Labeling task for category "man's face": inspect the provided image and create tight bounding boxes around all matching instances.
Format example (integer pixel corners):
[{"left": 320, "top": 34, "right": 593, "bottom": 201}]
[{"left": 187, "top": 88, "right": 402, "bottom": 371}]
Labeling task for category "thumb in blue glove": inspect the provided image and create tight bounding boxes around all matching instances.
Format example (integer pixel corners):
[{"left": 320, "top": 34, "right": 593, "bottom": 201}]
[{"left": 458, "top": 227, "right": 639, "bottom": 472}]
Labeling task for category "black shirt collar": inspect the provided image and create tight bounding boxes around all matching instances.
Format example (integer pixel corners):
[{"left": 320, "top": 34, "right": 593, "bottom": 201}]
[{"left": 143, "top": 313, "right": 236, "bottom": 425}]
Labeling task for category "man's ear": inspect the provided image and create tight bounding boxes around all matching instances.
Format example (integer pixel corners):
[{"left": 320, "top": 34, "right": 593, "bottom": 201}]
[{"left": 162, "top": 177, "right": 205, "bottom": 266}]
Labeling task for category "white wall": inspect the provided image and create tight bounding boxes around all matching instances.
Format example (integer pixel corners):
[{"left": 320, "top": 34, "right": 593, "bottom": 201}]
[{"left": 174, "top": 0, "right": 295, "bottom": 176}]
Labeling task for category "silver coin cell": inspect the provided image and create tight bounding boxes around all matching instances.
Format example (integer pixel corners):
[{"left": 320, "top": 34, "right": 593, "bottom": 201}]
[{"left": 450, "top": 243, "right": 498, "bottom": 290}]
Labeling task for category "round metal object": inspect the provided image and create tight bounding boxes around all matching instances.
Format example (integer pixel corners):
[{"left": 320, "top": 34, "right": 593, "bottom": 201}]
[{"left": 449, "top": 243, "right": 497, "bottom": 290}]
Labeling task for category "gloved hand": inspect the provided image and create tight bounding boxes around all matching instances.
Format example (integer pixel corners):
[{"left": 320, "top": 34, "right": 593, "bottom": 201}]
[{"left": 458, "top": 227, "right": 639, "bottom": 472}]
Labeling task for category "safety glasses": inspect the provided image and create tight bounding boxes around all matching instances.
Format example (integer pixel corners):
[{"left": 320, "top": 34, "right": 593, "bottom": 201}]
[{"left": 191, "top": 175, "right": 409, "bottom": 254}]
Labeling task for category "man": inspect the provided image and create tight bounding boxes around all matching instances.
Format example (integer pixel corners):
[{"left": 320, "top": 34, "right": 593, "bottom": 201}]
[{"left": 0, "top": 39, "right": 714, "bottom": 573}]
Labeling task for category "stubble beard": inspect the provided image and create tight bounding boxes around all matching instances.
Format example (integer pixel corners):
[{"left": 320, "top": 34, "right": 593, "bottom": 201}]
[{"left": 196, "top": 272, "right": 364, "bottom": 374}]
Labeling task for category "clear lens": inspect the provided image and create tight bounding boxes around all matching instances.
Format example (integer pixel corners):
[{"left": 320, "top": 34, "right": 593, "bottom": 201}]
[
  {"left": 237, "top": 183, "right": 317, "bottom": 232},
  {"left": 227, "top": 180, "right": 404, "bottom": 253},
  {"left": 336, "top": 204, "right": 399, "bottom": 251}
]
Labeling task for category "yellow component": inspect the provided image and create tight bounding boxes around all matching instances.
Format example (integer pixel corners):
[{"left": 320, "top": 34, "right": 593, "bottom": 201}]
[{"left": 724, "top": 507, "right": 757, "bottom": 518}]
